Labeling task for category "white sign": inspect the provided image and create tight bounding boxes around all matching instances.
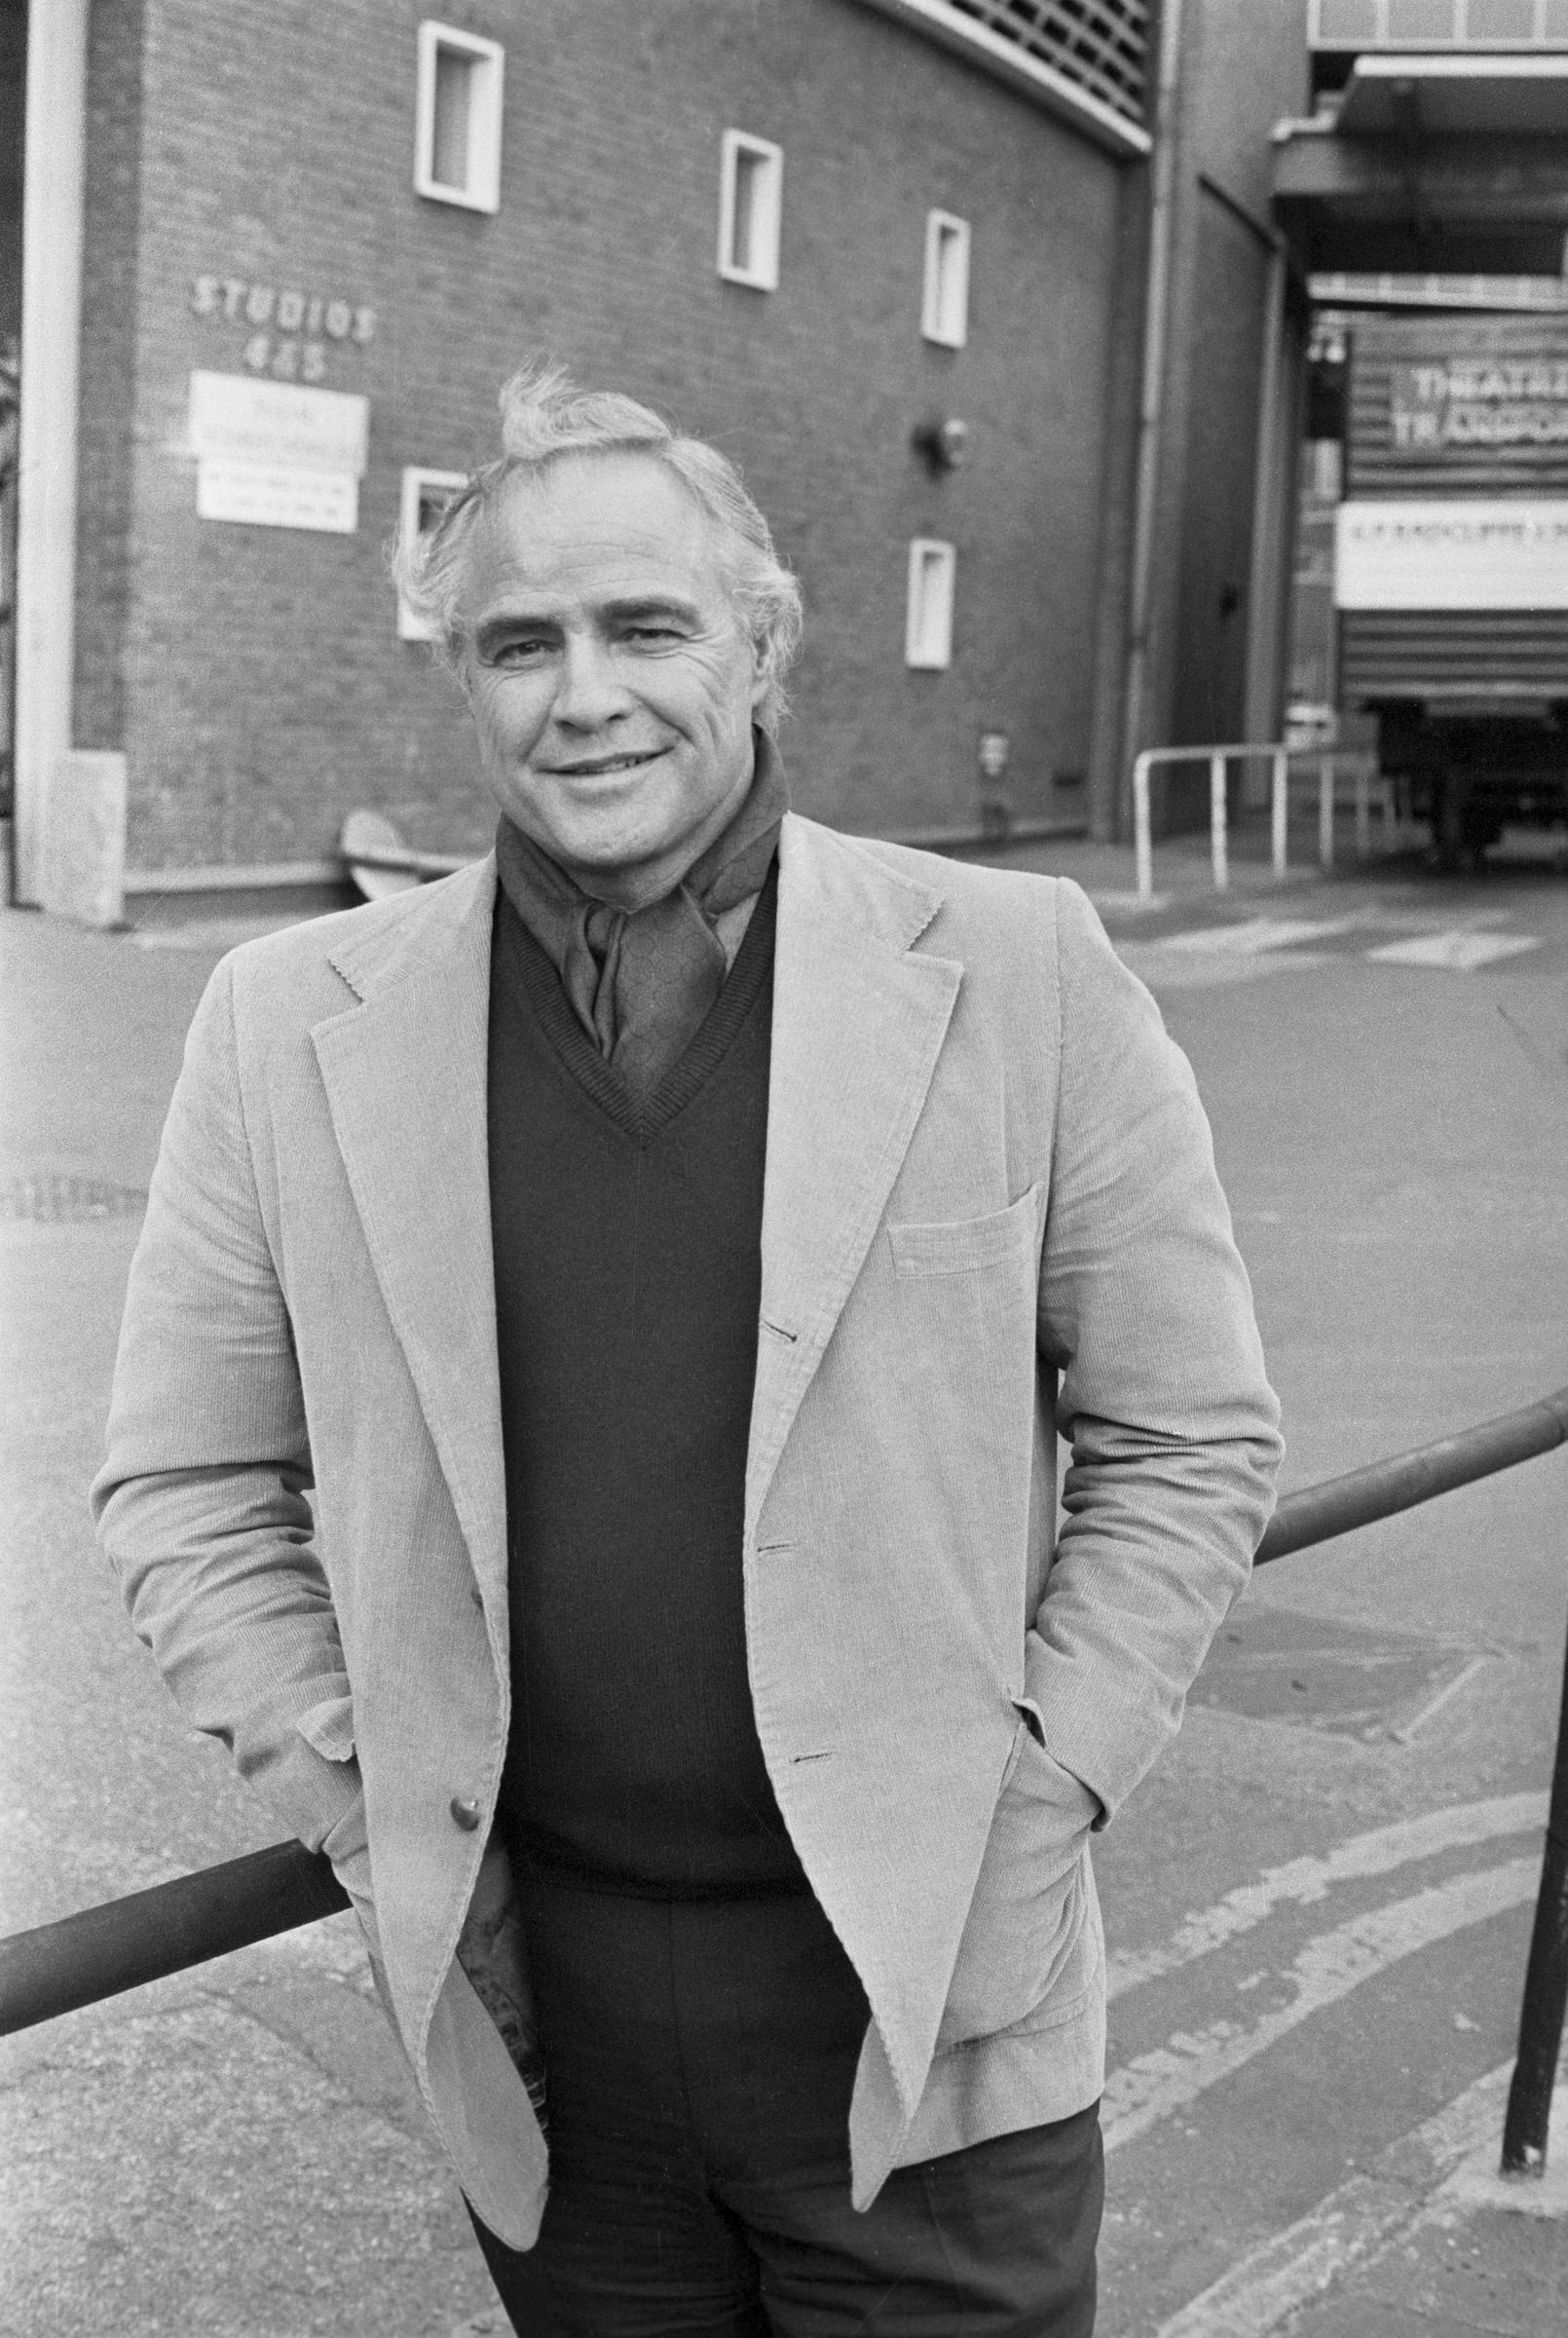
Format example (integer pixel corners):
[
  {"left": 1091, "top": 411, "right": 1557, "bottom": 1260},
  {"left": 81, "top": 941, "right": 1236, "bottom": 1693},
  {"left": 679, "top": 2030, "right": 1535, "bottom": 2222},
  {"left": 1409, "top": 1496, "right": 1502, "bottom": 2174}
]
[
  {"left": 188, "top": 371, "right": 368, "bottom": 534},
  {"left": 1335, "top": 499, "right": 1568, "bottom": 610},
  {"left": 189, "top": 370, "right": 368, "bottom": 472},
  {"left": 196, "top": 460, "right": 358, "bottom": 534}
]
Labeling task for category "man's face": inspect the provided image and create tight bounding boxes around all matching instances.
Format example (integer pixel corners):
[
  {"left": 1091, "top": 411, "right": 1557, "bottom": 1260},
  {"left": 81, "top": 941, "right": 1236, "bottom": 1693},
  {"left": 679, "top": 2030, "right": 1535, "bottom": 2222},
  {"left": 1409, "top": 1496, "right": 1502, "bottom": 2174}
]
[{"left": 456, "top": 453, "right": 767, "bottom": 906}]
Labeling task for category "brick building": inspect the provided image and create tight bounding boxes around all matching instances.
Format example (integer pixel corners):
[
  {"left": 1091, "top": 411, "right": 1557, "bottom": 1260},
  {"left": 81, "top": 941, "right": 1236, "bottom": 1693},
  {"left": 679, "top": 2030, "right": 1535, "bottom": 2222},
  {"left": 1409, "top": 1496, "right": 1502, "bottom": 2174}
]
[{"left": 12, "top": 2, "right": 1315, "bottom": 914}]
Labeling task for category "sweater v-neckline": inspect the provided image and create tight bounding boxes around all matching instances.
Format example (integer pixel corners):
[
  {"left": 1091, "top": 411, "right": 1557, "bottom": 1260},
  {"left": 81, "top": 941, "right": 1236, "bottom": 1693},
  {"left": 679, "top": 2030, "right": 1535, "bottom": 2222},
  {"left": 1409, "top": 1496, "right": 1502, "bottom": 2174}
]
[{"left": 498, "top": 862, "right": 778, "bottom": 1144}]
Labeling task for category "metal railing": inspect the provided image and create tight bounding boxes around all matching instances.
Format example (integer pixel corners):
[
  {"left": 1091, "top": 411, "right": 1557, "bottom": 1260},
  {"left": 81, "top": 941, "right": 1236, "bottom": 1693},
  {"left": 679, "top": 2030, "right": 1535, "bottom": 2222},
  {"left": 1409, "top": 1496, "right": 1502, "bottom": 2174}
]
[
  {"left": 3, "top": 1385, "right": 1567, "bottom": 2174},
  {"left": 1132, "top": 741, "right": 1391, "bottom": 904}
]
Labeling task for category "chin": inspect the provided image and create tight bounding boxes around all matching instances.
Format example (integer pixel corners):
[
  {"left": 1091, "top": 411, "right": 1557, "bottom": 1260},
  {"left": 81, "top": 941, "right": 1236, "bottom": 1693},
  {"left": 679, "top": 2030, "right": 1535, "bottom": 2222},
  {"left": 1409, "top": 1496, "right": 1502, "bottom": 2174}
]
[{"left": 550, "top": 816, "right": 662, "bottom": 872}]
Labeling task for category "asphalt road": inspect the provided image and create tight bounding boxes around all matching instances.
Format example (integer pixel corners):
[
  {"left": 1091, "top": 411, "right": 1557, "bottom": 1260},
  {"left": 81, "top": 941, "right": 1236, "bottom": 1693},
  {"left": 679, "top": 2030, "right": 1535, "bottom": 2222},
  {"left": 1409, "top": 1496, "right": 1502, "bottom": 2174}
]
[{"left": 2, "top": 835, "right": 1566, "bottom": 2336}]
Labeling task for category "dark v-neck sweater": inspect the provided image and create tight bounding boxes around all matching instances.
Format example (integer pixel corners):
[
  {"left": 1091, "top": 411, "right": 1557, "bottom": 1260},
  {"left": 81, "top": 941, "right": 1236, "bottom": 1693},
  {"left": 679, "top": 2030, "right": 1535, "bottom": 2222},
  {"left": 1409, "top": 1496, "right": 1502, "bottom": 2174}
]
[{"left": 487, "top": 864, "right": 805, "bottom": 1898}]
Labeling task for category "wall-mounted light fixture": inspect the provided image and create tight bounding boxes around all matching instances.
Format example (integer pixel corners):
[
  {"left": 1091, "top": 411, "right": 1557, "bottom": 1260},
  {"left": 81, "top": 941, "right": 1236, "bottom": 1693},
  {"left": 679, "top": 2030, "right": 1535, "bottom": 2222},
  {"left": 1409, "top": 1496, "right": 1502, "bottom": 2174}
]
[
  {"left": 912, "top": 416, "right": 969, "bottom": 476},
  {"left": 978, "top": 731, "right": 1012, "bottom": 839},
  {"left": 978, "top": 731, "right": 1010, "bottom": 782}
]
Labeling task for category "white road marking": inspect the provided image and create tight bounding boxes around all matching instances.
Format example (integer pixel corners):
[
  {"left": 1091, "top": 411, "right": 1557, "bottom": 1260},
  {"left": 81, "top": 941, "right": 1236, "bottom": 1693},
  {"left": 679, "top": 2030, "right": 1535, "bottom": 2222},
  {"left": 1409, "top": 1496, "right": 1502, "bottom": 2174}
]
[
  {"left": 1107, "top": 1791, "right": 1547, "bottom": 2001},
  {"left": 1388, "top": 1653, "right": 1493, "bottom": 1745},
  {"left": 1367, "top": 929, "right": 1541, "bottom": 970},
  {"left": 1095, "top": 891, "right": 1172, "bottom": 915},
  {"left": 1118, "top": 946, "right": 1293, "bottom": 992},
  {"left": 1149, "top": 2060, "right": 1514, "bottom": 2337},
  {"left": 1163, "top": 918, "right": 1356, "bottom": 956},
  {"left": 1103, "top": 1856, "right": 1539, "bottom": 2154}
]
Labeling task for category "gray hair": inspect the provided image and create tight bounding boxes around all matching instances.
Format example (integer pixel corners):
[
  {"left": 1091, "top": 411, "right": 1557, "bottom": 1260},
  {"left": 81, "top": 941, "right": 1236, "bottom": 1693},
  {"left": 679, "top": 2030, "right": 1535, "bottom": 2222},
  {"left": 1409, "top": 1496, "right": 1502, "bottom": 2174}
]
[{"left": 392, "top": 359, "right": 804, "bottom": 732}]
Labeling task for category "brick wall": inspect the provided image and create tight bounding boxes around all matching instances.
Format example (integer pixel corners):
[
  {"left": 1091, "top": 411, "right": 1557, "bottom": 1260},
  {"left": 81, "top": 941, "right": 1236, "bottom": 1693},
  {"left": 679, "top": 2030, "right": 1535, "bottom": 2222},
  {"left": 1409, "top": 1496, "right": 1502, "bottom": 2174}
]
[{"left": 84, "top": 0, "right": 1136, "bottom": 871}]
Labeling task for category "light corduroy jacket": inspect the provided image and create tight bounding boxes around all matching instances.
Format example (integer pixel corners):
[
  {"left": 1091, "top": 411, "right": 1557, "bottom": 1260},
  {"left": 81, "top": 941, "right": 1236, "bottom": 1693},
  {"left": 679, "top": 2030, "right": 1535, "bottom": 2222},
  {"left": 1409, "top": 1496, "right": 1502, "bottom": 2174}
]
[{"left": 94, "top": 812, "right": 1282, "bottom": 2248}]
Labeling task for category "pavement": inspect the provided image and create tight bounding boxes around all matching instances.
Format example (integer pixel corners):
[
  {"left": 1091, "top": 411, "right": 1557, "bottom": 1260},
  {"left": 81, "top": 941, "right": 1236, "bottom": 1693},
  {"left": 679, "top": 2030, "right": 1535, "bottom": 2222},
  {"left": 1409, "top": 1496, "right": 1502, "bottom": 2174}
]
[
  {"left": 3, "top": 816, "right": 1567, "bottom": 2336},
  {"left": 993, "top": 816, "right": 1568, "bottom": 2335}
]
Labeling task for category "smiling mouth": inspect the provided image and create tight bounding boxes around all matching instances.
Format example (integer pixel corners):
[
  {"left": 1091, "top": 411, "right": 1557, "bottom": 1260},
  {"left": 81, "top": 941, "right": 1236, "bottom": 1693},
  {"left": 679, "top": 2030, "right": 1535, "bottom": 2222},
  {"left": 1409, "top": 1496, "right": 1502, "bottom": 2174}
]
[{"left": 547, "top": 749, "right": 665, "bottom": 777}]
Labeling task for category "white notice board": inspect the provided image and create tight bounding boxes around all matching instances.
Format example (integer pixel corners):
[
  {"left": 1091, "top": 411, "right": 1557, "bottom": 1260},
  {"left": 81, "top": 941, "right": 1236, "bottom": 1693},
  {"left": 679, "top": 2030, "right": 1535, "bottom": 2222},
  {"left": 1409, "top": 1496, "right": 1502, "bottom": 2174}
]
[
  {"left": 188, "top": 371, "right": 368, "bottom": 533},
  {"left": 1335, "top": 499, "right": 1568, "bottom": 611},
  {"left": 196, "top": 461, "right": 358, "bottom": 534}
]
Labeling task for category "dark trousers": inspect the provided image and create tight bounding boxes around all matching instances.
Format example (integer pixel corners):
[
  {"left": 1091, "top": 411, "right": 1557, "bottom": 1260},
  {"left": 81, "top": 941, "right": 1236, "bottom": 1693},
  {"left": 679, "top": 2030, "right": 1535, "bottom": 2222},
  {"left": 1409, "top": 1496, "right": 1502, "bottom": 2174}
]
[{"left": 469, "top": 1867, "right": 1102, "bottom": 2336}]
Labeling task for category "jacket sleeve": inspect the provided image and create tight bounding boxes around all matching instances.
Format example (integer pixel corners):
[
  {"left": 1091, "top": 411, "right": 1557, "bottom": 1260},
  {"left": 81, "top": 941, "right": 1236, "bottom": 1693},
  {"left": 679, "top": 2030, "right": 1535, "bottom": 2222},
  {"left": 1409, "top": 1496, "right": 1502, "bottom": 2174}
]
[
  {"left": 91, "top": 956, "right": 372, "bottom": 1906},
  {"left": 1027, "top": 879, "right": 1283, "bottom": 1823}
]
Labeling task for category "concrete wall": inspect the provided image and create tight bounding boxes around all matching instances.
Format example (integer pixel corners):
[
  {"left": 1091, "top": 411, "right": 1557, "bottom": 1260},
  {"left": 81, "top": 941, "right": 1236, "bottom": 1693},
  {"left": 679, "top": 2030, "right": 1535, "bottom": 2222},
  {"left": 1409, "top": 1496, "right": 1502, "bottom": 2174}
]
[
  {"left": 75, "top": 0, "right": 1140, "bottom": 875},
  {"left": 1140, "top": 0, "right": 1311, "bottom": 829}
]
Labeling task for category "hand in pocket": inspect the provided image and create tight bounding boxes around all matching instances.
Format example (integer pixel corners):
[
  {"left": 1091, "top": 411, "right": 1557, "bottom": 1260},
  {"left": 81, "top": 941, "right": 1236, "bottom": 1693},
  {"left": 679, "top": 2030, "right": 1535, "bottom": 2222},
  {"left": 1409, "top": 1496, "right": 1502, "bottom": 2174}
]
[{"left": 457, "top": 1833, "right": 548, "bottom": 2129}]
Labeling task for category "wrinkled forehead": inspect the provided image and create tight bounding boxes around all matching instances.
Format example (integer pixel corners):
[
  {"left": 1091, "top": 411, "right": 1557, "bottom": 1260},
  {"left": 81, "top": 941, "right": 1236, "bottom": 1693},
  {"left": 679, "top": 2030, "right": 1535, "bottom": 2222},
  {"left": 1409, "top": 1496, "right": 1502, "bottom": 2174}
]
[{"left": 457, "top": 450, "right": 735, "bottom": 621}]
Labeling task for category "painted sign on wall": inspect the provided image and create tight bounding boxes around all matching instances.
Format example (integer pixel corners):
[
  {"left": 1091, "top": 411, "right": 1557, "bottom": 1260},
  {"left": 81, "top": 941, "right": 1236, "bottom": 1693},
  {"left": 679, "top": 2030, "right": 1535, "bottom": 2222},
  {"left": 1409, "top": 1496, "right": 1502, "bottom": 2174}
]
[
  {"left": 190, "top": 276, "right": 377, "bottom": 388},
  {"left": 1335, "top": 499, "right": 1568, "bottom": 610},
  {"left": 1389, "top": 361, "right": 1568, "bottom": 455}
]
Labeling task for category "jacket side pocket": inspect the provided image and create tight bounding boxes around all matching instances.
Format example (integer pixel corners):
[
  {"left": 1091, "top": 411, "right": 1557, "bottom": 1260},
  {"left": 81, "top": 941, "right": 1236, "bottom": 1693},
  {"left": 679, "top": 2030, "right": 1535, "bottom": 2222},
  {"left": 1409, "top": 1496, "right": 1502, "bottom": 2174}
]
[{"left": 295, "top": 1689, "right": 355, "bottom": 1762}]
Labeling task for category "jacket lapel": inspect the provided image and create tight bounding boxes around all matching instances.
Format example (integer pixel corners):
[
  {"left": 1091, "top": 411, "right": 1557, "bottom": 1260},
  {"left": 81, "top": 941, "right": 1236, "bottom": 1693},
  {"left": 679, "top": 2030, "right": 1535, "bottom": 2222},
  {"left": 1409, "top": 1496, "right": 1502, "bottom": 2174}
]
[
  {"left": 305, "top": 821, "right": 962, "bottom": 1623},
  {"left": 310, "top": 859, "right": 508, "bottom": 1618},
  {"left": 747, "top": 816, "right": 961, "bottom": 1539}
]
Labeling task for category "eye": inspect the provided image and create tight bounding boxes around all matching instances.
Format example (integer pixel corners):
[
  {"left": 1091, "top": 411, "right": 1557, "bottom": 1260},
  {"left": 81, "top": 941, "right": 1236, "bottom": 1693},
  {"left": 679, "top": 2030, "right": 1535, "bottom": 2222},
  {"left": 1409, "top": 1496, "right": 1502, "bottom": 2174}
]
[
  {"left": 488, "top": 635, "right": 552, "bottom": 666},
  {"left": 621, "top": 622, "right": 683, "bottom": 645}
]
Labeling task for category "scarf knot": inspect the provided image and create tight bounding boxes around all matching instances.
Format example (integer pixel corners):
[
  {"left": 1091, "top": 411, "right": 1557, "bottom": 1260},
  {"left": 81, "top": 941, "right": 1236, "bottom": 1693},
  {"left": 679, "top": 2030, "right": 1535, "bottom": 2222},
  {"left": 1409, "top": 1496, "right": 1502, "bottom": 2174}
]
[{"left": 495, "top": 734, "right": 788, "bottom": 1097}]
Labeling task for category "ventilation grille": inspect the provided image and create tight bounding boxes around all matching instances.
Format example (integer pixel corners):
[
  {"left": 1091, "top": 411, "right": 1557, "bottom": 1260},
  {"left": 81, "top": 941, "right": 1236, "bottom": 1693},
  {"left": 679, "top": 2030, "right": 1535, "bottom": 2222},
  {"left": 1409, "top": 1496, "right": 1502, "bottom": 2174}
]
[{"left": 947, "top": 0, "right": 1153, "bottom": 126}]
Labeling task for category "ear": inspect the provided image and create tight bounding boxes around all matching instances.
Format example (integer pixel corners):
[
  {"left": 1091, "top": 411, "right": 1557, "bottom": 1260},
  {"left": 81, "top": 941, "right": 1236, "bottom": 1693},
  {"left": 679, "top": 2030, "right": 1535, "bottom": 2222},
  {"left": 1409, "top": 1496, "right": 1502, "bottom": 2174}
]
[{"left": 748, "top": 637, "right": 770, "bottom": 713}]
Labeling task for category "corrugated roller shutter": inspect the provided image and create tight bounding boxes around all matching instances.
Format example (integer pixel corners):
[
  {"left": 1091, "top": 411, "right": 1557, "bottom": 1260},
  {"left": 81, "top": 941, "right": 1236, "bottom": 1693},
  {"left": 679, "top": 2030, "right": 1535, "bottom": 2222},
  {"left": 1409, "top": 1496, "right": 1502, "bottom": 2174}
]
[
  {"left": 1341, "top": 609, "right": 1568, "bottom": 702},
  {"left": 1348, "top": 314, "right": 1568, "bottom": 498}
]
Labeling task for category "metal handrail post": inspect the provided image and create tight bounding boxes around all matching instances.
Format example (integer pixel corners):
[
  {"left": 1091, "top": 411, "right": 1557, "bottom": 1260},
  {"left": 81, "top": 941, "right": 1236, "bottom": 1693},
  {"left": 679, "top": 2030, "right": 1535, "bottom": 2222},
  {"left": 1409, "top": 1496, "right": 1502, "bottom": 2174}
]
[
  {"left": 0, "top": 1840, "right": 349, "bottom": 2036},
  {"left": 1354, "top": 764, "right": 1371, "bottom": 859},
  {"left": 1134, "top": 750, "right": 1155, "bottom": 901},
  {"left": 1132, "top": 740, "right": 1288, "bottom": 901},
  {"left": 1210, "top": 752, "right": 1229, "bottom": 890},
  {"left": 2, "top": 1384, "right": 1565, "bottom": 2047},
  {"left": 1502, "top": 1605, "right": 1568, "bottom": 2176},
  {"left": 1255, "top": 1384, "right": 1568, "bottom": 1565},
  {"left": 1271, "top": 747, "right": 1288, "bottom": 879}
]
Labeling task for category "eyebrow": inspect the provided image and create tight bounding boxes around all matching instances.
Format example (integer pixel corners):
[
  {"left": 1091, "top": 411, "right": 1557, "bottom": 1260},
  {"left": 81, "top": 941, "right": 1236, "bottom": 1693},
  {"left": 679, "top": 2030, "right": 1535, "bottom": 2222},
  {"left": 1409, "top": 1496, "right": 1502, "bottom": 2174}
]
[{"left": 472, "top": 593, "right": 704, "bottom": 656}]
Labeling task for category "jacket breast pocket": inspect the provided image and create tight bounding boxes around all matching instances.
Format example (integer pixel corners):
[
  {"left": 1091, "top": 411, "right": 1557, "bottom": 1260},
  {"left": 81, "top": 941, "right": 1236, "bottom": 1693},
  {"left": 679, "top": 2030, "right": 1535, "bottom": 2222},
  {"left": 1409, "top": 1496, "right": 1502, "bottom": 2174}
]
[{"left": 887, "top": 1185, "right": 1042, "bottom": 1279}]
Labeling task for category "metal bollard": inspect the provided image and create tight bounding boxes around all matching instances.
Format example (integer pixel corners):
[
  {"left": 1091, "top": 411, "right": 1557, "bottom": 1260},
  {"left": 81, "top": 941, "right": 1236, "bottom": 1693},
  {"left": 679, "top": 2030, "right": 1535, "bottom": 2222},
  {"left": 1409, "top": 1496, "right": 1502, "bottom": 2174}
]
[
  {"left": 1271, "top": 748, "right": 1288, "bottom": 879},
  {"left": 1501, "top": 1605, "right": 1568, "bottom": 2176},
  {"left": 1318, "top": 755, "right": 1334, "bottom": 871},
  {"left": 1210, "top": 751, "right": 1228, "bottom": 891},
  {"left": 1134, "top": 752, "right": 1155, "bottom": 903}
]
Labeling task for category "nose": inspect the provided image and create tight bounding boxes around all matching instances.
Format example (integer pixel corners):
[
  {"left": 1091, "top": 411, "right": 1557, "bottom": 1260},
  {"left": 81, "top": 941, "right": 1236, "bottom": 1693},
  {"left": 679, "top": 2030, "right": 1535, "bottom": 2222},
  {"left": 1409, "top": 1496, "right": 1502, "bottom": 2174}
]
[{"left": 552, "top": 630, "right": 634, "bottom": 730}]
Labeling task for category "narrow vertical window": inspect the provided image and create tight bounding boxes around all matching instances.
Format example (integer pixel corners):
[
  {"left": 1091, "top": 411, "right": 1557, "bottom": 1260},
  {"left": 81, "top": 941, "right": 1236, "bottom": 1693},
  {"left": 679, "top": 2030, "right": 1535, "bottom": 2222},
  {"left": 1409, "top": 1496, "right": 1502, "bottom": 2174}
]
[
  {"left": 718, "top": 132, "right": 783, "bottom": 290},
  {"left": 906, "top": 541, "right": 955, "bottom": 670},
  {"left": 415, "top": 23, "right": 504, "bottom": 213},
  {"left": 397, "top": 467, "right": 467, "bottom": 639},
  {"left": 922, "top": 212, "right": 971, "bottom": 349}
]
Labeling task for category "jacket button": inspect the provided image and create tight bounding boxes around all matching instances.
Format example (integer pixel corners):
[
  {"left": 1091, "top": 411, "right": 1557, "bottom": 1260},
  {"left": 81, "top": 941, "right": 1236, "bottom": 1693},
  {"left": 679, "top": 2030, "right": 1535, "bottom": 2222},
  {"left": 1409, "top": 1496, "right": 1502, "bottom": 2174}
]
[{"left": 449, "top": 1796, "right": 482, "bottom": 1831}]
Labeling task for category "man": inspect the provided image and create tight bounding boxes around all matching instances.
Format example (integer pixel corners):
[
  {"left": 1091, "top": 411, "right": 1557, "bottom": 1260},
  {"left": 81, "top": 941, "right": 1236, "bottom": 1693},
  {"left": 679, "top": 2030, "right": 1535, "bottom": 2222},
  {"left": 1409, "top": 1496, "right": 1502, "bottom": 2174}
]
[{"left": 95, "top": 361, "right": 1282, "bottom": 2334}]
